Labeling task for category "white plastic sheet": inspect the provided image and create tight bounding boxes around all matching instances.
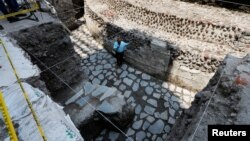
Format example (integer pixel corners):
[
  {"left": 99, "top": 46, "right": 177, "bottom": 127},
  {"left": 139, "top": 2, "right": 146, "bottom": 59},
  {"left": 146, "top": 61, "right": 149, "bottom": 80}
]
[
  {"left": 1, "top": 83, "right": 84, "bottom": 141},
  {"left": 0, "top": 36, "right": 40, "bottom": 87}
]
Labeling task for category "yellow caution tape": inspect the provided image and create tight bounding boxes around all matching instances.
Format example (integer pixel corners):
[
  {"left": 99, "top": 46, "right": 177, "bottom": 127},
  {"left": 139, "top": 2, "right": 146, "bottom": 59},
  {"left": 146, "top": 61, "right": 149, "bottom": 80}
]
[
  {"left": 0, "top": 2, "right": 39, "bottom": 20},
  {"left": 0, "top": 90, "right": 19, "bottom": 141},
  {"left": 0, "top": 39, "right": 47, "bottom": 141}
]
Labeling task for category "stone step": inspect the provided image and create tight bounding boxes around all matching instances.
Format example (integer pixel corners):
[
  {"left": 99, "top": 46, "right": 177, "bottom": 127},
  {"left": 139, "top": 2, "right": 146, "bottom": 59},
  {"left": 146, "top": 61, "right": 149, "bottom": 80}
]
[
  {"left": 99, "top": 88, "right": 117, "bottom": 101},
  {"left": 65, "top": 89, "right": 84, "bottom": 105},
  {"left": 65, "top": 82, "right": 121, "bottom": 105},
  {"left": 91, "top": 85, "right": 109, "bottom": 97},
  {"left": 83, "top": 82, "right": 98, "bottom": 95}
]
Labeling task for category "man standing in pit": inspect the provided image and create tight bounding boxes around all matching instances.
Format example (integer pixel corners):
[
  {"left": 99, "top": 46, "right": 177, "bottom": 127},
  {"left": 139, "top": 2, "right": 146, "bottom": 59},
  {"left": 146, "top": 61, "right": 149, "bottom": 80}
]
[{"left": 113, "top": 36, "right": 129, "bottom": 67}]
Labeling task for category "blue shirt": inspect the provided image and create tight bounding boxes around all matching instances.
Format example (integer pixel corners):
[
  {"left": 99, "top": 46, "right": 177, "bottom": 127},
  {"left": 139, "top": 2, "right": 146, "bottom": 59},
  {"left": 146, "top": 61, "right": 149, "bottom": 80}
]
[{"left": 113, "top": 41, "right": 129, "bottom": 53}]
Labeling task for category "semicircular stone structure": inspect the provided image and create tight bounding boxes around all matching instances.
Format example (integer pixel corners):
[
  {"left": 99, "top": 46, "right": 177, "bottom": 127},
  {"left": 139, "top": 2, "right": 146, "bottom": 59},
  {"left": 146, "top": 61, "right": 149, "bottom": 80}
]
[{"left": 85, "top": 0, "right": 250, "bottom": 91}]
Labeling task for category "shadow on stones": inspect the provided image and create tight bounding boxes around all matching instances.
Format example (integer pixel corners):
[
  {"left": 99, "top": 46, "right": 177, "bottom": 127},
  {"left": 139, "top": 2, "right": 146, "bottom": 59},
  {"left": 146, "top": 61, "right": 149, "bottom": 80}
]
[
  {"left": 99, "top": 22, "right": 180, "bottom": 81},
  {"left": 75, "top": 104, "right": 135, "bottom": 141}
]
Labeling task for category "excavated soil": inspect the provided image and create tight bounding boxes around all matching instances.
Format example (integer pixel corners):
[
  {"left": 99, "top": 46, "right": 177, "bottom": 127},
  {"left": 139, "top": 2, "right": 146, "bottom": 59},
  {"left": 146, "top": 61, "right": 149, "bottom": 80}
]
[
  {"left": 11, "top": 23, "right": 85, "bottom": 99},
  {"left": 47, "top": 0, "right": 84, "bottom": 30}
]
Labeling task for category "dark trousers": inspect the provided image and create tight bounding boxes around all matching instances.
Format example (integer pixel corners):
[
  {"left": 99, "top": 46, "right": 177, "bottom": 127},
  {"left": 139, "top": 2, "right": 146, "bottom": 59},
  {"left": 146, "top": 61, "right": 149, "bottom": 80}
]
[
  {"left": 116, "top": 52, "right": 124, "bottom": 66},
  {"left": 0, "top": 0, "right": 19, "bottom": 14}
]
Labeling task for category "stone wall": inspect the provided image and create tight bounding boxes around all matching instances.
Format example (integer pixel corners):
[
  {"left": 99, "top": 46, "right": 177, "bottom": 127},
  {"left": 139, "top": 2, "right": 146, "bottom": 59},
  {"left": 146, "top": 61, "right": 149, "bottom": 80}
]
[
  {"left": 179, "top": 0, "right": 249, "bottom": 5},
  {"left": 85, "top": 0, "right": 250, "bottom": 90},
  {"left": 86, "top": 3, "right": 219, "bottom": 73},
  {"left": 178, "top": 0, "right": 250, "bottom": 13},
  {"left": 85, "top": 2, "right": 215, "bottom": 90},
  {"left": 175, "top": 50, "right": 221, "bottom": 73},
  {"left": 102, "top": 0, "right": 249, "bottom": 47},
  {"left": 86, "top": 7, "right": 171, "bottom": 79}
]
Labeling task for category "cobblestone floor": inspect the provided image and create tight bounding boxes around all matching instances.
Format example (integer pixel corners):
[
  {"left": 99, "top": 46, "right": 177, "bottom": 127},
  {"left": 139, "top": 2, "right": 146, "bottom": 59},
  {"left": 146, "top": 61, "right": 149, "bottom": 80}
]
[{"left": 70, "top": 25, "right": 196, "bottom": 141}]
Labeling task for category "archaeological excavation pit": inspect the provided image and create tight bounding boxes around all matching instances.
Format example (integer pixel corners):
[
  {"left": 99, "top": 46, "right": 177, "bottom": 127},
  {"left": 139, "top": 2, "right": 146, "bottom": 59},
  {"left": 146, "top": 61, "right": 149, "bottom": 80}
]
[{"left": 0, "top": 0, "right": 250, "bottom": 141}]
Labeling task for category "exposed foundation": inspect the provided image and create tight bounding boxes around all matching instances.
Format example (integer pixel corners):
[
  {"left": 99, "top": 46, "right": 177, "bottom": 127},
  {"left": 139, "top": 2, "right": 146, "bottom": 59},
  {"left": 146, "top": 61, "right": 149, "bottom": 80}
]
[
  {"left": 85, "top": 0, "right": 250, "bottom": 91},
  {"left": 1, "top": 0, "right": 250, "bottom": 141}
]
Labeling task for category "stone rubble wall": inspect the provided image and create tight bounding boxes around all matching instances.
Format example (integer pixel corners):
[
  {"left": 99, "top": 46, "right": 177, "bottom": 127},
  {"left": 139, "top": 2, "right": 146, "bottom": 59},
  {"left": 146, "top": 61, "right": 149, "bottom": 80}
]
[
  {"left": 176, "top": 50, "right": 221, "bottom": 73},
  {"left": 178, "top": 0, "right": 249, "bottom": 5},
  {"left": 86, "top": 0, "right": 250, "bottom": 75},
  {"left": 179, "top": 0, "right": 250, "bottom": 13},
  {"left": 102, "top": 0, "right": 250, "bottom": 47},
  {"left": 85, "top": 0, "right": 250, "bottom": 90},
  {"left": 86, "top": 6, "right": 171, "bottom": 79},
  {"left": 85, "top": 3, "right": 216, "bottom": 90},
  {"left": 85, "top": 3, "right": 219, "bottom": 77}
]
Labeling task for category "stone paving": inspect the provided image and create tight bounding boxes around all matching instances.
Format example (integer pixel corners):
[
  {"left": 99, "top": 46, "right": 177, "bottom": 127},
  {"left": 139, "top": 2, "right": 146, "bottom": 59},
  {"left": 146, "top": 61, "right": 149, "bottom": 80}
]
[{"left": 70, "top": 25, "right": 196, "bottom": 141}]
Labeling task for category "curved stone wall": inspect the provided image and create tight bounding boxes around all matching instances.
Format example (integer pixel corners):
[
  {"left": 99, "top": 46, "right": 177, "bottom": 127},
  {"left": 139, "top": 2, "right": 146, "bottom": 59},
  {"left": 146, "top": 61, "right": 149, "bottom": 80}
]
[
  {"left": 85, "top": 0, "right": 250, "bottom": 90},
  {"left": 86, "top": 4, "right": 222, "bottom": 73},
  {"left": 102, "top": 0, "right": 248, "bottom": 47},
  {"left": 86, "top": 6, "right": 171, "bottom": 79}
]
